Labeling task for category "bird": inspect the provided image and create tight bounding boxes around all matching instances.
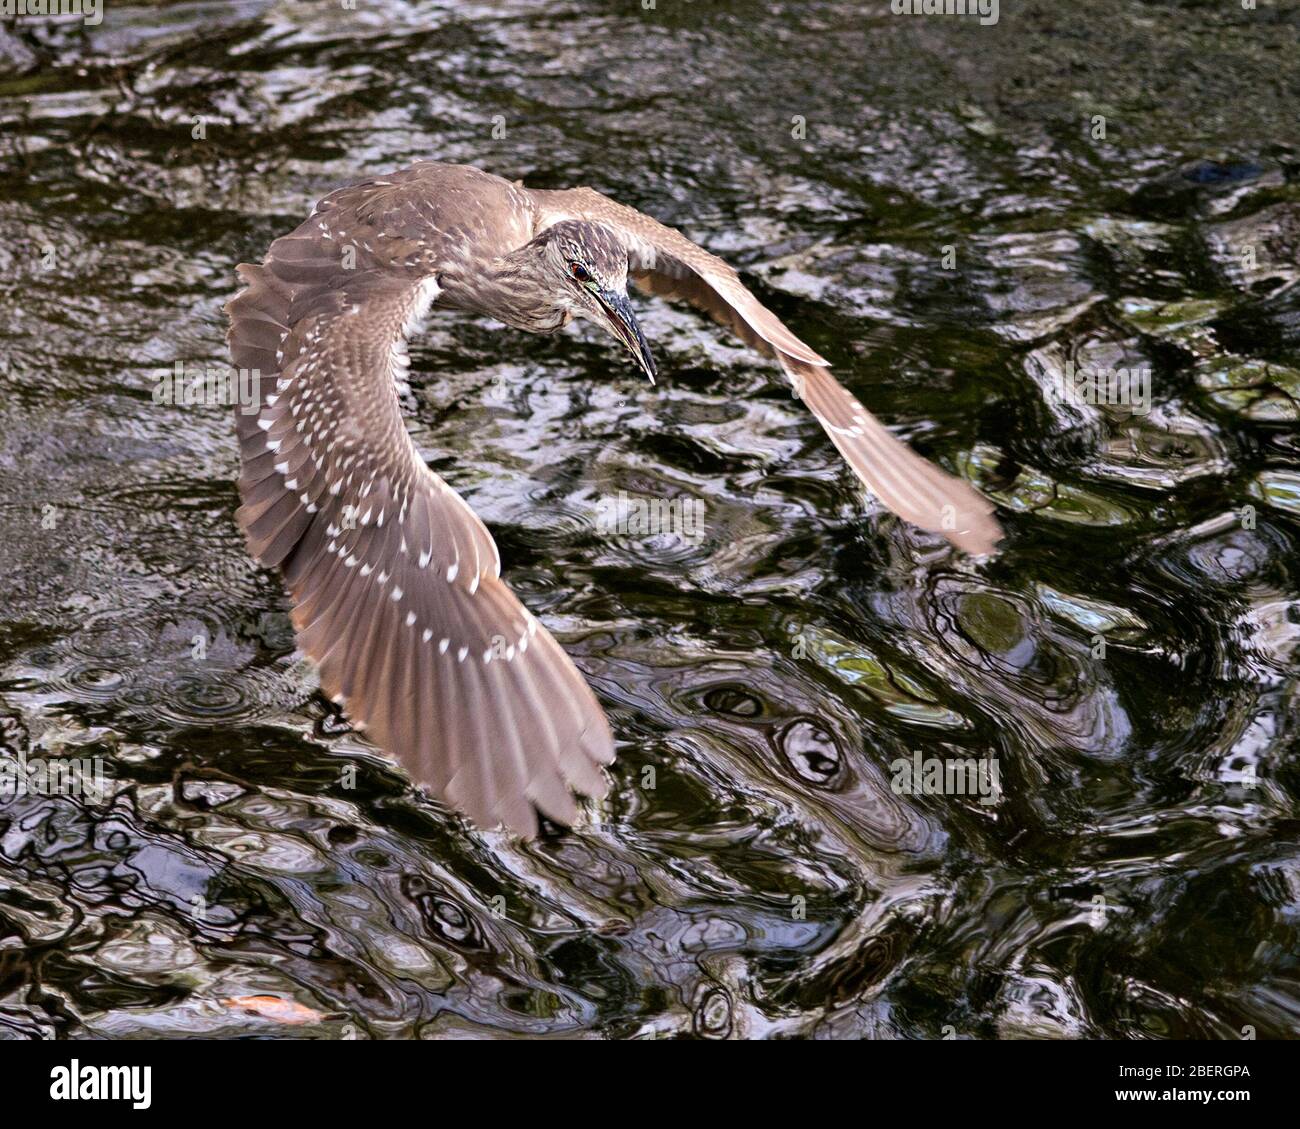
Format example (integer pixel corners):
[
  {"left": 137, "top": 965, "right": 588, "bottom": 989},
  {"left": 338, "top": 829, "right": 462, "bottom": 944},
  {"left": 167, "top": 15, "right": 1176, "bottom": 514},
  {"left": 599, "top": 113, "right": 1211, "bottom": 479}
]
[{"left": 225, "top": 161, "right": 1001, "bottom": 838}]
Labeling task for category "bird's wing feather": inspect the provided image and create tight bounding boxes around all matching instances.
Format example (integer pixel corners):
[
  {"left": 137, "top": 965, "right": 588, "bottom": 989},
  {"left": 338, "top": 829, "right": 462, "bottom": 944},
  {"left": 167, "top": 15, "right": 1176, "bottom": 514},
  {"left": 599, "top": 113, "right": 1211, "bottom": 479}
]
[
  {"left": 531, "top": 185, "right": 1002, "bottom": 555},
  {"left": 226, "top": 175, "right": 612, "bottom": 836}
]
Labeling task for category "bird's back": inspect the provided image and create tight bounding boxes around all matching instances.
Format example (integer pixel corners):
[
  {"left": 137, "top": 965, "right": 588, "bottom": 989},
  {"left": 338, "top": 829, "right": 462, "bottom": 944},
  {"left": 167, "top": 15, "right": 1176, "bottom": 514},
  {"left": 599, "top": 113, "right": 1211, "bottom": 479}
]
[{"left": 327, "top": 162, "right": 537, "bottom": 266}]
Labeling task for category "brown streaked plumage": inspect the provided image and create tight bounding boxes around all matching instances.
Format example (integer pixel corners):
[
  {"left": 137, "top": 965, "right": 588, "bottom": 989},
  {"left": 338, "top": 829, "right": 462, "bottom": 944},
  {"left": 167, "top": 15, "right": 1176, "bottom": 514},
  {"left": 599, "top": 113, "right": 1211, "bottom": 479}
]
[{"left": 225, "top": 161, "right": 1001, "bottom": 837}]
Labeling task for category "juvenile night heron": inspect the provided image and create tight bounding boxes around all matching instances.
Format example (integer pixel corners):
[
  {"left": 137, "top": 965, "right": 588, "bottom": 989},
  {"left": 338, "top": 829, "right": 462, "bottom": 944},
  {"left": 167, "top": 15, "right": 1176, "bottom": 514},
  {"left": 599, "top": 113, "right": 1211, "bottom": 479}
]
[{"left": 226, "top": 161, "right": 1001, "bottom": 837}]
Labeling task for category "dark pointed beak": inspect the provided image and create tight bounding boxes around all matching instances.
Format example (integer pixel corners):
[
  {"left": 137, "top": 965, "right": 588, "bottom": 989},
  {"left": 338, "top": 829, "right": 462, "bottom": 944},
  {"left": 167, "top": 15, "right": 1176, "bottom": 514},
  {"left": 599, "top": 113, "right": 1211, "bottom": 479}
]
[{"left": 595, "top": 288, "right": 657, "bottom": 384}]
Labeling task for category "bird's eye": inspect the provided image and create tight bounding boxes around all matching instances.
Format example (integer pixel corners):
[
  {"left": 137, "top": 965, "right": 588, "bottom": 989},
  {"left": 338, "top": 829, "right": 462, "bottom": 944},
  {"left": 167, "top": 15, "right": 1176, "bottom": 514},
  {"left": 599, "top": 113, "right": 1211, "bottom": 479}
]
[{"left": 569, "top": 262, "right": 592, "bottom": 283}]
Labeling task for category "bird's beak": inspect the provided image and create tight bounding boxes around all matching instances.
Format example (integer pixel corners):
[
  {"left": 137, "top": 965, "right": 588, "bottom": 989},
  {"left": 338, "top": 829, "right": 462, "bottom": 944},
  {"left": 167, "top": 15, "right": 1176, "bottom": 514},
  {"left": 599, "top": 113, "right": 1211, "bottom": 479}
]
[{"left": 594, "top": 288, "right": 657, "bottom": 384}]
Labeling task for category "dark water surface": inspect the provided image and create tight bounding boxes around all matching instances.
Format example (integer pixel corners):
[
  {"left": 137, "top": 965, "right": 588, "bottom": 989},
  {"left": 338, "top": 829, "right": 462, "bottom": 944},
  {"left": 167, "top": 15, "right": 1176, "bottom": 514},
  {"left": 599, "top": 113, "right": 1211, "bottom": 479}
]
[{"left": 2, "top": 0, "right": 1299, "bottom": 1038}]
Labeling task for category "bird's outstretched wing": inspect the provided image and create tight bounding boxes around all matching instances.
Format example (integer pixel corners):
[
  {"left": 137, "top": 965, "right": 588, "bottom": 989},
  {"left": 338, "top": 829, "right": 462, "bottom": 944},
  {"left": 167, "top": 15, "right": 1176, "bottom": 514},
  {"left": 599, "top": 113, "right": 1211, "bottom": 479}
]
[
  {"left": 226, "top": 174, "right": 612, "bottom": 836},
  {"left": 530, "top": 186, "right": 1002, "bottom": 555}
]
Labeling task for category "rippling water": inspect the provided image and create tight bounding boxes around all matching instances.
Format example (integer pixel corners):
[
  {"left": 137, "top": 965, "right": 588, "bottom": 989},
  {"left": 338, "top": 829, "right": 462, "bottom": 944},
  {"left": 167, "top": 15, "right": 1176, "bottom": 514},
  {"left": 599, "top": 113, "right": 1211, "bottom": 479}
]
[{"left": 1, "top": 1, "right": 1299, "bottom": 1039}]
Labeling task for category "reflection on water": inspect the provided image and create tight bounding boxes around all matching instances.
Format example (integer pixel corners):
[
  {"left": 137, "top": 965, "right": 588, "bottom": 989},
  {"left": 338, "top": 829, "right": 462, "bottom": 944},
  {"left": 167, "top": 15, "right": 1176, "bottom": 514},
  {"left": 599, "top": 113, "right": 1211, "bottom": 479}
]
[{"left": 1, "top": 1, "right": 1298, "bottom": 1038}]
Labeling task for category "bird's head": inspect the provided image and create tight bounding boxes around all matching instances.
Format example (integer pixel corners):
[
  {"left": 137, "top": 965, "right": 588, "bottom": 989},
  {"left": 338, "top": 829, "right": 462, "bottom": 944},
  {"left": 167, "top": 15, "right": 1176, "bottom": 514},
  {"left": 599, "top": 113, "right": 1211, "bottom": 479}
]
[{"left": 536, "top": 220, "right": 657, "bottom": 383}]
